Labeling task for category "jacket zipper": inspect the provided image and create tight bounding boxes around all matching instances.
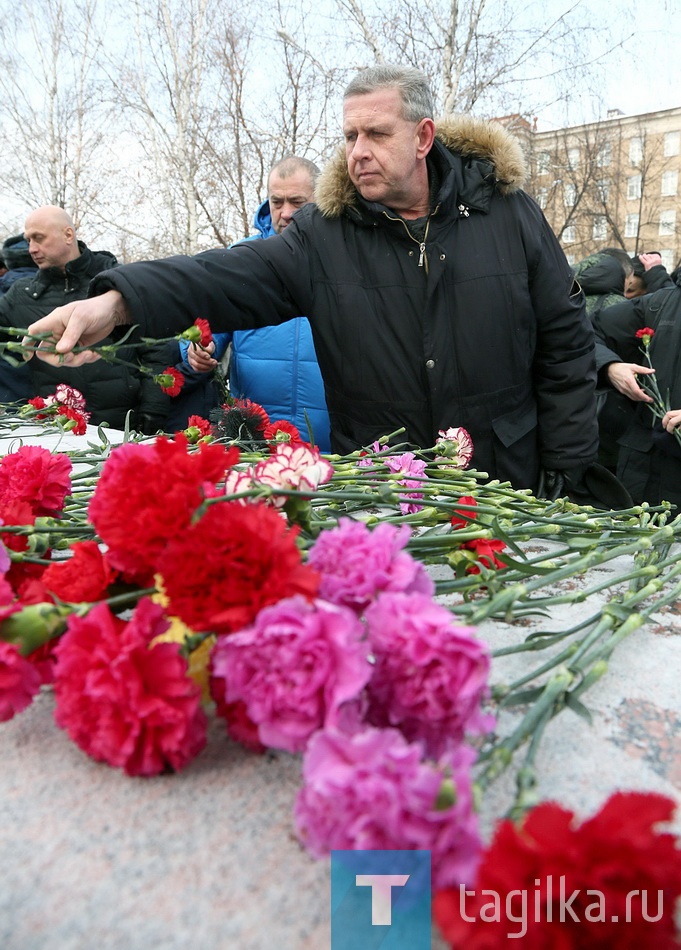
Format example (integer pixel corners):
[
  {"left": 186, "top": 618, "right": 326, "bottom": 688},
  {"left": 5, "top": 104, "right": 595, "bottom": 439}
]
[{"left": 382, "top": 206, "right": 439, "bottom": 275}]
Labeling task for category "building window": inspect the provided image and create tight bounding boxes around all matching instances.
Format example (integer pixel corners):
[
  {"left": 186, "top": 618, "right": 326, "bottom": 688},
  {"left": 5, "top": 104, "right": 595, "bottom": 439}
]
[
  {"left": 564, "top": 253, "right": 576, "bottom": 266},
  {"left": 624, "top": 213, "right": 639, "bottom": 238},
  {"left": 627, "top": 175, "right": 642, "bottom": 200},
  {"left": 592, "top": 216, "right": 607, "bottom": 241},
  {"left": 596, "top": 178, "right": 610, "bottom": 201},
  {"left": 567, "top": 147, "right": 580, "bottom": 169},
  {"left": 597, "top": 143, "right": 612, "bottom": 167},
  {"left": 536, "top": 188, "right": 548, "bottom": 209},
  {"left": 659, "top": 209, "right": 676, "bottom": 236},
  {"left": 537, "top": 151, "right": 551, "bottom": 174},
  {"left": 660, "top": 249, "right": 675, "bottom": 271},
  {"left": 629, "top": 137, "right": 643, "bottom": 164},
  {"left": 563, "top": 182, "right": 577, "bottom": 206},
  {"left": 662, "top": 170, "right": 678, "bottom": 196},
  {"left": 562, "top": 225, "right": 576, "bottom": 244},
  {"left": 664, "top": 131, "right": 680, "bottom": 157}
]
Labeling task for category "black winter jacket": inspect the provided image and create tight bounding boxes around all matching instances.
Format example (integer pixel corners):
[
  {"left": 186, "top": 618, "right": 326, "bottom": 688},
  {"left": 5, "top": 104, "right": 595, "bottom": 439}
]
[
  {"left": 0, "top": 242, "right": 172, "bottom": 430},
  {"left": 91, "top": 116, "right": 598, "bottom": 488},
  {"left": 594, "top": 279, "right": 681, "bottom": 505}
]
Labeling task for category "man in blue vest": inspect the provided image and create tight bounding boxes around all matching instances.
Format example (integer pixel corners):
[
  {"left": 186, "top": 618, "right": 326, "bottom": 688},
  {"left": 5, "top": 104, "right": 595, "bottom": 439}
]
[{"left": 172, "top": 156, "right": 331, "bottom": 450}]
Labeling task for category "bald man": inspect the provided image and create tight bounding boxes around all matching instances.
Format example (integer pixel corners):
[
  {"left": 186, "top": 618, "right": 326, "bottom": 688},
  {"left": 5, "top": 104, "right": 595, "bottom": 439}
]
[
  {"left": 0, "top": 206, "right": 172, "bottom": 432},
  {"left": 23, "top": 205, "right": 83, "bottom": 271}
]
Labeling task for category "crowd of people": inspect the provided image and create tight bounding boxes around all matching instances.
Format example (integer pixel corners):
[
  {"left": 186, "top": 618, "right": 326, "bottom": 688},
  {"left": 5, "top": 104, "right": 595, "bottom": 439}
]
[{"left": 3, "top": 64, "right": 680, "bottom": 512}]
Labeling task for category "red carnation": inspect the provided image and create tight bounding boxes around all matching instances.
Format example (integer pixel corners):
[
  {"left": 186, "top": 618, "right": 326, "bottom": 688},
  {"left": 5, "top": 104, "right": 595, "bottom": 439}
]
[
  {"left": 54, "top": 598, "right": 207, "bottom": 776},
  {"left": 194, "top": 318, "right": 213, "bottom": 347},
  {"left": 88, "top": 435, "right": 239, "bottom": 582},
  {"left": 451, "top": 496, "right": 507, "bottom": 573},
  {"left": 0, "top": 499, "right": 52, "bottom": 595},
  {"left": 451, "top": 495, "right": 479, "bottom": 530},
  {"left": 160, "top": 499, "right": 319, "bottom": 635},
  {"left": 0, "top": 445, "right": 72, "bottom": 517},
  {"left": 434, "top": 791, "right": 681, "bottom": 949},
  {"left": 635, "top": 327, "right": 656, "bottom": 340},
  {"left": 463, "top": 537, "right": 507, "bottom": 573},
  {"left": 210, "top": 690, "right": 265, "bottom": 753},
  {"left": 56, "top": 406, "right": 89, "bottom": 435},
  {"left": 0, "top": 640, "right": 42, "bottom": 721},
  {"left": 264, "top": 419, "right": 305, "bottom": 446},
  {"left": 40, "top": 541, "right": 116, "bottom": 603},
  {"left": 155, "top": 367, "right": 185, "bottom": 397}
]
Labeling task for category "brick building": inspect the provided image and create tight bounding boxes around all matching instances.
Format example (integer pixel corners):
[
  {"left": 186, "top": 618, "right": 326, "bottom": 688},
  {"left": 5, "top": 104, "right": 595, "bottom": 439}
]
[{"left": 499, "top": 107, "right": 681, "bottom": 272}]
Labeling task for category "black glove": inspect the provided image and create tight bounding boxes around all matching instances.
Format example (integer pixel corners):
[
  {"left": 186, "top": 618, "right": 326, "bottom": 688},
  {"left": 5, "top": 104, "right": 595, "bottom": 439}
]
[
  {"left": 536, "top": 467, "right": 566, "bottom": 501},
  {"left": 537, "top": 463, "right": 633, "bottom": 510}
]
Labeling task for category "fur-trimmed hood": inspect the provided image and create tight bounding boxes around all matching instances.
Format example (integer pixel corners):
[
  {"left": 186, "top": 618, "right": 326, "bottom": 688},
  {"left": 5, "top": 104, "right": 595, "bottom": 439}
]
[{"left": 315, "top": 113, "right": 528, "bottom": 218}]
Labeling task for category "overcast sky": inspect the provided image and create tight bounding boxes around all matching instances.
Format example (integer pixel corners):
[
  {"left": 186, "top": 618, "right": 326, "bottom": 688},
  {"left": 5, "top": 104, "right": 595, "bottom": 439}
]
[{"left": 535, "top": 0, "right": 679, "bottom": 129}]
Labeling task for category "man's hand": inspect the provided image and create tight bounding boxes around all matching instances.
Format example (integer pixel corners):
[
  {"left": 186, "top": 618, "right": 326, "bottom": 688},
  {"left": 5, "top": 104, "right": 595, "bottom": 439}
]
[
  {"left": 662, "top": 408, "right": 681, "bottom": 433},
  {"left": 22, "top": 290, "right": 130, "bottom": 367},
  {"left": 606, "top": 362, "right": 655, "bottom": 403},
  {"left": 187, "top": 340, "right": 218, "bottom": 373},
  {"left": 639, "top": 252, "right": 662, "bottom": 271}
]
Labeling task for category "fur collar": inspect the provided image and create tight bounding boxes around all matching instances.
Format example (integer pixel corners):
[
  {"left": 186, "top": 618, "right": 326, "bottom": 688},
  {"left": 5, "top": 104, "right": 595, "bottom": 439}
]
[{"left": 315, "top": 113, "right": 528, "bottom": 218}]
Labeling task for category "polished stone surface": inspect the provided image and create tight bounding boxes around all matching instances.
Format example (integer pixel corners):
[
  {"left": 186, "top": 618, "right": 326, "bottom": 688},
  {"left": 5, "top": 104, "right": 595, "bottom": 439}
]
[{"left": 1, "top": 429, "right": 680, "bottom": 948}]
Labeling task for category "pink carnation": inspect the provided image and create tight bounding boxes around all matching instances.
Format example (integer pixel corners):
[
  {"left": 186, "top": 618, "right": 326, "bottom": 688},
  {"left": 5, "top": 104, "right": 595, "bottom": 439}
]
[
  {"left": 383, "top": 451, "right": 429, "bottom": 514},
  {"left": 0, "top": 640, "right": 42, "bottom": 721},
  {"left": 253, "top": 443, "right": 333, "bottom": 507},
  {"left": 54, "top": 598, "right": 207, "bottom": 776},
  {"left": 364, "top": 592, "right": 493, "bottom": 756},
  {"left": 294, "top": 726, "right": 482, "bottom": 889},
  {"left": 307, "top": 518, "right": 434, "bottom": 613},
  {"left": 0, "top": 445, "right": 72, "bottom": 517},
  {"left": 210, "top": 595, "right": 370, "bottom": 753}
]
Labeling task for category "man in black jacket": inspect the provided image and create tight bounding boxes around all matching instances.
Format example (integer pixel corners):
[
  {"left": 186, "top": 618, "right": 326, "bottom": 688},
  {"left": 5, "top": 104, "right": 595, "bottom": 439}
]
[
  {"left": 25, "top": 68, "right": 599, "bottom": 491},
  {"left": 0, "top": 205, "right": 172, "bottom": 431}
]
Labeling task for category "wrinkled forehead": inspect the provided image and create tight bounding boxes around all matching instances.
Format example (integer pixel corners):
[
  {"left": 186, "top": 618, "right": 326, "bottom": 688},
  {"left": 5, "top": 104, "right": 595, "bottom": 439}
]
[
  {"left": 342, "top": 87, "right": 407, "bottom": 129},
  {"left": 268, "top": 169, "right": 315, "bottom": 201}
]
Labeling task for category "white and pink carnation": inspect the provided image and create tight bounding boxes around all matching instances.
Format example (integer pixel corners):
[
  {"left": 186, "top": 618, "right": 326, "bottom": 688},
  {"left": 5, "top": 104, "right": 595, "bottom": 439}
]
[
  {"left": 435, "top": 427, "right": 474, "bottom": 468},
  {"left": 364, "top": 591, "right": 494, "bottom": 756},
  {"left": 307, "top": 518, "right": 434, "bottom": 613},
  {"left": 294, "top": 726, "right": 482, "bottom": 889},
  {"left": 253, "top": 444, "right": 334, "bottom": 507},
  {"left": 210, "top": 595, "right": 370, "bottom": 754},
  {"left": 45, "top": 385, "right": 87, "bottom": 411},
  {"left": 223, "top": 466, "right": 258, "bottom": 502}
]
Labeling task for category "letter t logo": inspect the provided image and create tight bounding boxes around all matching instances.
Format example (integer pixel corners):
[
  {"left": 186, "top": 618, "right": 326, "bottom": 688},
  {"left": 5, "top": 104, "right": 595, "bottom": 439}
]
[{"left": 355, "top": 874, "right": 410, "bottom": 925}]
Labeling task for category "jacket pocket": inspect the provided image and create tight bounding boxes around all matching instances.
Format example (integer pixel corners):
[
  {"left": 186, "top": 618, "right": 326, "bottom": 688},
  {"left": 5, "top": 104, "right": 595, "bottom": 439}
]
[{"left": 491, "top": 396, "right": 537, "bottom": 448}]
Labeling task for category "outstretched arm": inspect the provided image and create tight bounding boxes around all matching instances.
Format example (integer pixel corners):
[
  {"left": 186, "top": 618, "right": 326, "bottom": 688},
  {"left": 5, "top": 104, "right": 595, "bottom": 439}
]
[{"left": 23, "top": 290, "right": 131, "bottom": 367}]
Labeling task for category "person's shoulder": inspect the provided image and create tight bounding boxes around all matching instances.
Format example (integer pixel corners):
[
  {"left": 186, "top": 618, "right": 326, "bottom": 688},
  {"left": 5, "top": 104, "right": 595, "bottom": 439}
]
[
  {"left": 84, "top": 247, "right": 119, "bottom": 274},
  {"left": 435, "top": 114, "right": 527, "bottom": 196}
]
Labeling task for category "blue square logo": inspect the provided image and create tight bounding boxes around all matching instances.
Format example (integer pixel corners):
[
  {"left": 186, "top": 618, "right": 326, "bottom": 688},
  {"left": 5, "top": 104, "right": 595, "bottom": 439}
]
[{"left": 331, "top": 850, "right": 431, "bottom": 949}]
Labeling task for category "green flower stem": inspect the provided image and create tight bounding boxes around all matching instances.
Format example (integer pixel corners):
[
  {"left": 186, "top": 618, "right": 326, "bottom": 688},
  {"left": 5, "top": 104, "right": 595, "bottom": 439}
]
[{"left": 476, "top": 668, "right": 573, "bottom": 789}]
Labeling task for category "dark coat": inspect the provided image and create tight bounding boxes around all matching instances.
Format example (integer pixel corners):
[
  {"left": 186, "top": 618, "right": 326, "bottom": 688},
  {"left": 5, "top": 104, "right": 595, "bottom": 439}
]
[
  {"left": 0, "top": 242, "right": 172, "bottom": 430},
  {"left": 91, "top": 116, "right": 598, "bottom": 488},
  {"left": 594, "top": 280, "right": 681, "bottom": 506},
  {"left": 573, "top": 253, "right": 625, "bottom": 320}
]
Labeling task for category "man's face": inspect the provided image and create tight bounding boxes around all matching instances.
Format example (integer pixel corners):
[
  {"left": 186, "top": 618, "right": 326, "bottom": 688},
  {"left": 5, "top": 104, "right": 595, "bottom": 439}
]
[
  {"left": 343, "top": 87, "right": 433, "bottom": 216},
  {"left": 24, "top": 213, "right": 75, "bottom": 270},
  {"left": 268, "top": 169, "right": 314, "bottom": 233},
  {"left": 624, "top": 274, "right": 646, "bottom": 298}
]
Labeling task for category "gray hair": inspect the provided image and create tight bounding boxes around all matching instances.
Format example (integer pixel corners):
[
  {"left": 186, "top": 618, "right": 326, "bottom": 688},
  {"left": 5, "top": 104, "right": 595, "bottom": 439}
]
[
  {"left": 343, "top": 65, "right": 434, "bottom": 122},
  {"left": 268, "top": 156, "right": 320, "bottom": 187}
]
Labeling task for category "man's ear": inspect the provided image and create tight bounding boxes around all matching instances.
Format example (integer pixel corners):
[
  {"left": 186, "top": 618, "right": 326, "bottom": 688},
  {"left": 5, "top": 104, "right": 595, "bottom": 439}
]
[{"left": 416, "top": 118, "right": 436, "bottom": 159}]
